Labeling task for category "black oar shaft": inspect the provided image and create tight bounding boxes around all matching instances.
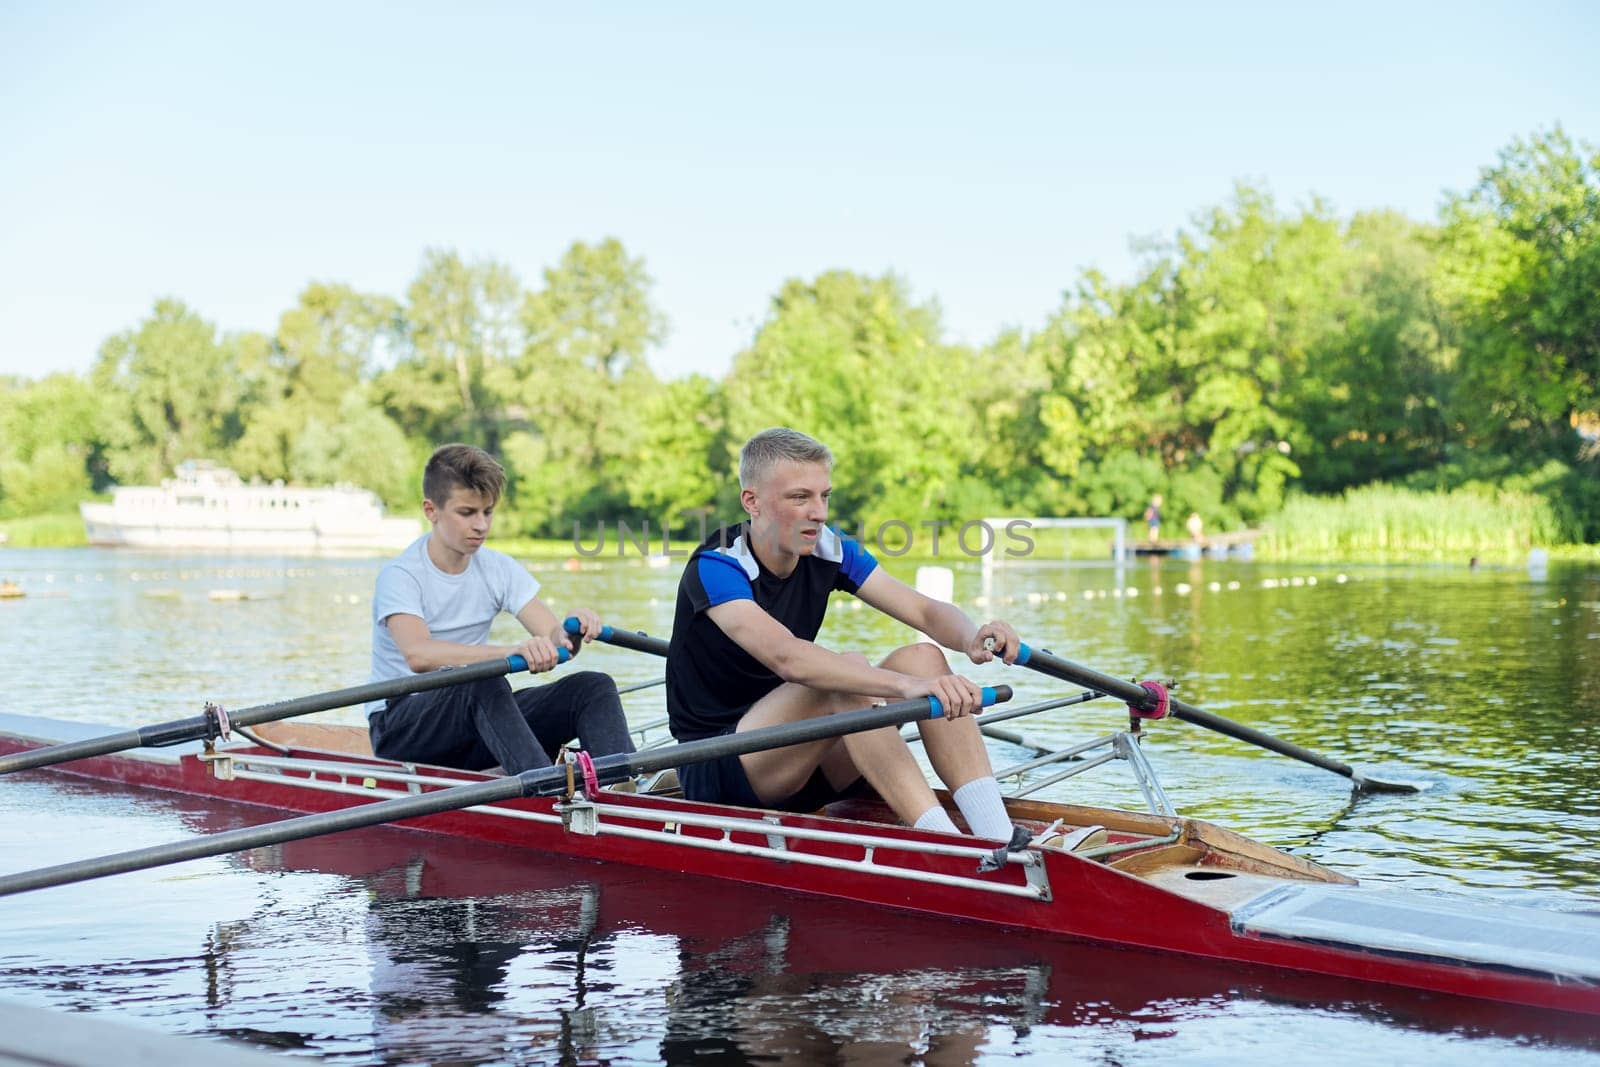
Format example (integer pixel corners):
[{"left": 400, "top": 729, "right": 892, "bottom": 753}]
[
  {"left": 1017, "top": 646, "right": 1406, "bottom": 790},
  {"left": 0, "top": 685, "right": 1012, "bottom": 896},
  {"left": 0, "top": 657, "right": 531, "bottom": 776},
  {"left": 1039, "top": 649, "right": 1356, "bottom": 775},
  {"left": 577, "top": 621, "right": 670, "bottom": 658}
]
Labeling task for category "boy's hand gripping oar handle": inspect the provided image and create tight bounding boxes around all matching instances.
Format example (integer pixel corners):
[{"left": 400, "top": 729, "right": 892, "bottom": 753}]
[
  {"left": 506, "top": 647, "right": 571, "bottom": 673},
  {"left": 1013, "top": 643, "right": 1420, "bottom": 794},
  {"left": 0, "top": 686, "right": 1011, "bottom": 896},
  {"left": 0, "top": 649, "right": 570, "bottom": 777},
  {"left": 563, "top": 616, "right": 670, "bottom": 658}
]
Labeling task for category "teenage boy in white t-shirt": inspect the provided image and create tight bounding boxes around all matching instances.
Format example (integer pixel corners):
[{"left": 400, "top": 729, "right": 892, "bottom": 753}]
[{"left": 366, "top": 443, "right": 634, "bottom": 773}]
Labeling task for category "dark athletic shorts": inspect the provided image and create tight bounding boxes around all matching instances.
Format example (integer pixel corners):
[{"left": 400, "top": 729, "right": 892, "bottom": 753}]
[{"left": 678, "top": 724, "right": 867, "bottom": 813}]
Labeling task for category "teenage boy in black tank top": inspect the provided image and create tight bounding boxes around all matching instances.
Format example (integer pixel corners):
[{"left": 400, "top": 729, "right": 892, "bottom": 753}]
[{"left": 665, "top": 427, "right": 1022, "bottom": 840}]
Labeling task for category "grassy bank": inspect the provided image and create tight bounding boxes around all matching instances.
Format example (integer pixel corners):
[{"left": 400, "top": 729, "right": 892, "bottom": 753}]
[
  {"left": 0, "top": 511, "right": 87, "bottom": 548},
  {"left": 5, "top": 492, "right": 1597, "bottom": 564},
  {"left": 1257, "top": 485, "right": 1580, "bottom": 563}
]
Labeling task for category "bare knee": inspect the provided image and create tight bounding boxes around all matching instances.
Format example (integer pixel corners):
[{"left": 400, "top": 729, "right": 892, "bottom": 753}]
[{"left": 880, "top": 642, "right": 948, "bottom": 678}]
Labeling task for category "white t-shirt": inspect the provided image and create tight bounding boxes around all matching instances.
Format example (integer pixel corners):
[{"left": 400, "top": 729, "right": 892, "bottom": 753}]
[{"left": 366, "top": 535, "right": 541, "bottom": 715}]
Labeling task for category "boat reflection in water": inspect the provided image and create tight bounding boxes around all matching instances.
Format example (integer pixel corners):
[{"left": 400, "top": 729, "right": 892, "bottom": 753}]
[
  {"left": 241, "top": 828, "right": 1052, "bottom": 1065},
  {"left": 226, "top": 817, "right": 1599, "bottom": 1066},
  {"left": 5, "top": 780, "right": 1598, "bottom": 1066}
]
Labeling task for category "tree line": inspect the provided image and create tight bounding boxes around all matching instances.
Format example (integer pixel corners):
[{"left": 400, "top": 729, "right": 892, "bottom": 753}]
[{"left": 2, "top": 128, "right": 1596, "bottom": 543}]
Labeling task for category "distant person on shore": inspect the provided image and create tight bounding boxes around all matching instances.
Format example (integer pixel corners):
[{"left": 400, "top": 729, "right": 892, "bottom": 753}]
[
  {"left": 665, "top": 426, "right": 1023, "bottom": 843},
  {"left": 365, "top": 444, "right": 634, "bottom": 774},
  {"left": 1186, "top": 511, "right": 1204, "bottom": 545},
  {"left": 1144, "top": 494, "right": 1163, "bottom": 543}
]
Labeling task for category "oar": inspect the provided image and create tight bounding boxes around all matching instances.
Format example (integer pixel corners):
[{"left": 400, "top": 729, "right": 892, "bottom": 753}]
[
  {"left": 567, "top": 617, "right": 669, "bottom": 657},
  {"left": 1012, "top": 643, "right": 1420, "bottom": 793},
  {"left": 0, "top": 648, "right": 570, "bottom": 777},
  {"left": 0, "top": 685, "right": 1012, "bottom": 896},
  {"left": 901, "top": 690, "right": 1110, "bottom": 752}
]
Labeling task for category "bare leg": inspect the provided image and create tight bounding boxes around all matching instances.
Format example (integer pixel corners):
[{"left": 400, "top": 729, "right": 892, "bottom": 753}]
[
  {"left": 880, "top": 644, "right": 996, "bottom": 793},
  {"left": 736, "top": 654, "right": 943, "bottom": 824}
]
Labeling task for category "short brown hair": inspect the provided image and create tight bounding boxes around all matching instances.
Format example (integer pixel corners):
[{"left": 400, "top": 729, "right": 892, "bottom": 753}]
[
  {"left": 423, "top": 444, "right": 506, "bottom": 506},
  {"left": 739, "top": 427, "right": 833, "bottom": 488}
]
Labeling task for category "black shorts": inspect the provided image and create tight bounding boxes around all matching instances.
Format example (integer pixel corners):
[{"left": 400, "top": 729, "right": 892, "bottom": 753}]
[{"left": 678, "top": 724, "right": 867, "bottom": 813}]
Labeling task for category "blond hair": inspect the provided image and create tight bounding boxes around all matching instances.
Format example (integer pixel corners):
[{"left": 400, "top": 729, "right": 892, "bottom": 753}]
[{"left": 738, "top": 427, "right": 833, "bottom": 488}]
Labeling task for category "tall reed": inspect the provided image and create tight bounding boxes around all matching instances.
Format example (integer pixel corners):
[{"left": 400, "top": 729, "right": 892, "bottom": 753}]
[{"left": 1259, "top": 485, "right": 1565, "bottom": 561}]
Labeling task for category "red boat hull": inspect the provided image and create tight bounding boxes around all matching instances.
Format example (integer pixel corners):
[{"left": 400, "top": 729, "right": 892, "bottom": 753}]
[{"left": 1, "top": 725, "right": 1596, "bottom": 1018}]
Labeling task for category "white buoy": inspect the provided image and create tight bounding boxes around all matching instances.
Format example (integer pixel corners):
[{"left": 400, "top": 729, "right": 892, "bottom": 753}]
[{"left": 915, "top": 566, "right": 954, "bottom": 602}]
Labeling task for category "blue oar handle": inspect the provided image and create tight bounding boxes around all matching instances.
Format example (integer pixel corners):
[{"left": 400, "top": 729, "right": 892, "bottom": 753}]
[
  {"left": 506, "top": 647, "right": 572, "bottom": 674},
  {"left": 1015, "top": 642, "right": 1033, "bottom": 666},
  {"left": 926, "top": 685, "right": 1003, "bottom": 719},
  {"left": 564, "top": 616, "right": 615, "bottom": 641},
  {"left": 563, "top": 615, "right": 671, "bottom": 658}
]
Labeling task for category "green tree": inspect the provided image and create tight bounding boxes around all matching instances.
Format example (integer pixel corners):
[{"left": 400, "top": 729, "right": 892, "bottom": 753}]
[
  {"left": 1292, "top": 210, "right": 1454, "bottom": 490},
  {"left": 0, "top": 374, "right": 105, "bottom": 515},
  {"left": 721, "top": 271, "right": 984, "bottom": 528},
  {"left": 0, "top": 443, "right": 92, "bottom": 517},
  {"left": 1438, "top": 127, "right": 1600, "bottom": 450},
  {"left": 92, "top": 299, "right": 243, "bottom": 484},
  {"left": 501, "top": 239, "right": 668, "bottom": 531},
  {"left": 375, "top": 250, "right": 524, "bottom": 452},
  {"left": 232, "top": 284, "right": 401, "bottom": 486},
  {"left": 619, "top": 375, "right": 725, "bottom": 520},
  {"left": 286, "top": 392, "right": 417, "bottom": 506}
]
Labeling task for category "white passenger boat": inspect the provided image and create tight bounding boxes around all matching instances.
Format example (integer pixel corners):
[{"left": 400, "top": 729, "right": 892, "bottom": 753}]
[{"left": 79, "top": 460, "right": 420, "bottom": 553}]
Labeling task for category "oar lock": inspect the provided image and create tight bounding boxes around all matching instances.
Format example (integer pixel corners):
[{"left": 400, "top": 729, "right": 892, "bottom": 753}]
[
  {"left": 1127, "top": 679, "right": 1177, "bottom": 732},
  {"left": 201, "top": 702, "right": 234, "bottom": 745}
]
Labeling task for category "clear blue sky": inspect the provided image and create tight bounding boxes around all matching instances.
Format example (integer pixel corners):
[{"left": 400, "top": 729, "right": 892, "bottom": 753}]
[{"left": 2, "top": 1, "right": 1595, "bottom": 382}]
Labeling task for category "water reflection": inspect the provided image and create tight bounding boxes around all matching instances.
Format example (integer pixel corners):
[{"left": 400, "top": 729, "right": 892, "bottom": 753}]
[
  {"left": 3, "top": 778, "right": 1599, "bottom": 1065},
  {"left": 5, "top": 550, "right": 1600, "bottom": 1062}
]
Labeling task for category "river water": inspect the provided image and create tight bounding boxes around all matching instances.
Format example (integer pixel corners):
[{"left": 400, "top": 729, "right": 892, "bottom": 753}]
[{"left": 0, "top": 547, "right": 1597, "bottom": 1064}]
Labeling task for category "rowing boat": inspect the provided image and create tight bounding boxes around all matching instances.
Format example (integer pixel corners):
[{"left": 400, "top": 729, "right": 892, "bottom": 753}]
[{"left": 2, "top": 708, "right": 1596, "bottom": 1018}]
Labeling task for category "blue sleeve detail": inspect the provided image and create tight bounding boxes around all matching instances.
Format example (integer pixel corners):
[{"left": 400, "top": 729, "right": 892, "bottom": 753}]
[
  {"left": 696, "top": 553, "right": 754, "bottom": 608},
  {"left": 837, "top": 535, "right": 878, "bottom": 591}
]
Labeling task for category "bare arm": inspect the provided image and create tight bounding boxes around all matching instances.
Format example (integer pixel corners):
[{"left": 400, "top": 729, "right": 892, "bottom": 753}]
[
  {"left": 384, "top": 613, "right": 546, "bottom": 672},
  {"left": 385, "top": 594, "right": 602, "bottom": 675},
  {"left": 703, "top": 599, "right": 982, "bottom": 715},
  {"left": 515, "top": 599, "right": 606, "bottom": 654},
  {"left": 704, "top": 600, "right": 921, "bottom": 698},
  {"left": 853, "top": 569, "right": 1019, "bottom": 665}
]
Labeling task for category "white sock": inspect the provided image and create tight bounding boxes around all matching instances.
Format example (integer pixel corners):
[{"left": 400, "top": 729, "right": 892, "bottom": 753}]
[
  {"left": 913, "top": 804, "right": 959, "bottom": 833},
  {"left": 952, "top": 776, "right": 1014, "bottom": 841}
]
